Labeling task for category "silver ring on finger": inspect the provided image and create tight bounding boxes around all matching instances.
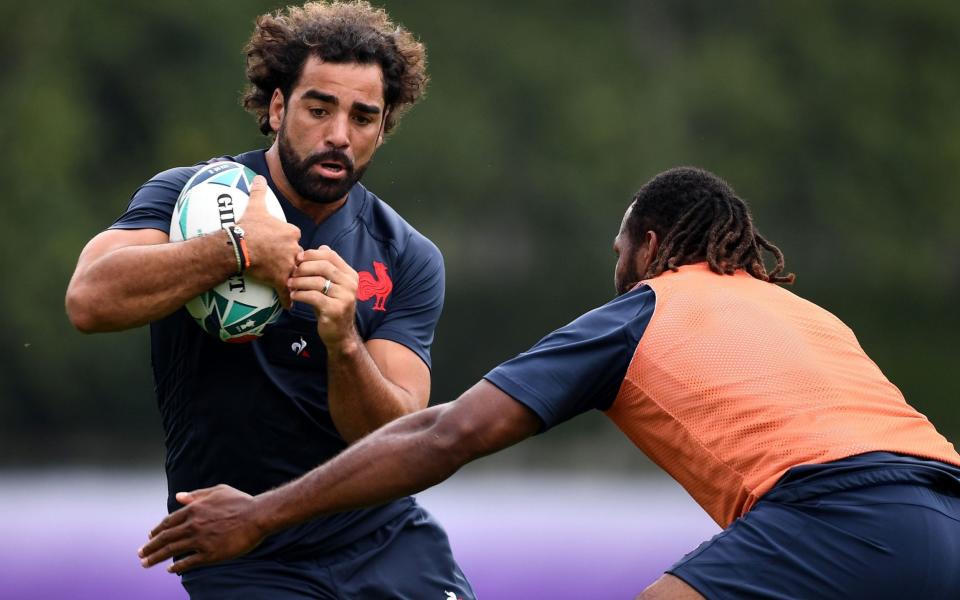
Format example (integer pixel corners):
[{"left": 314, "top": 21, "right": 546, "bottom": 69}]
[{"left": 321, "top": 278, "right": 333, "bottom": 296}]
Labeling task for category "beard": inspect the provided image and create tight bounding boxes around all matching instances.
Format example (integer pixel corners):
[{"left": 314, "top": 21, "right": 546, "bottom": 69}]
[
  {"left": 615, "top": 263, "right": 643, "bottom": 296},
  {"left": 615, "top": 274, "right": 639, "bottom": 296},
  {"left": 277, "top": 122, "right": 370, "bottom": 205}
]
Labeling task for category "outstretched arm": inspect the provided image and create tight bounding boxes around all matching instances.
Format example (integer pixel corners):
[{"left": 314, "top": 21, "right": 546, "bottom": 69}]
[{"left": 138, "top": 380, "right": 541, "bottom": 573}]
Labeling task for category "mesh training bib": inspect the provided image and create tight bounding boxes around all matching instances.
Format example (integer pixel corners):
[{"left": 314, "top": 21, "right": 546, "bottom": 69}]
[{"left": 606, "top": 263, "right": 960, "bottom": 527}]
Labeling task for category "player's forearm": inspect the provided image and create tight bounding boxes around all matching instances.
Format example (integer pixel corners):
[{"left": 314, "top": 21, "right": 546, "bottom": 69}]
[
  {"left": 254, "top": 403, "right": 468, "bottom": 535},
  {"left": 66, "top": 232, "right": 237, "bottom": 332},
  {"left": 326, "top": 334, "right": 421, "bottom": 442},
  {"left": 139, "top": 382, "right": 538, "bottom": 572}
]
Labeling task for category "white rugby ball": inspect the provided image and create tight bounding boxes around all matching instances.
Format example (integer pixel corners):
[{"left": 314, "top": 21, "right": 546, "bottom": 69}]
[{"left": 169, "top": 161, "right": 286, "bottom": 343}]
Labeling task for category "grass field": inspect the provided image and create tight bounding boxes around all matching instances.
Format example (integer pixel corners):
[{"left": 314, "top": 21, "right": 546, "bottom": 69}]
[{"left": 0, "top": 469, "right": 719, "bottom": 599}]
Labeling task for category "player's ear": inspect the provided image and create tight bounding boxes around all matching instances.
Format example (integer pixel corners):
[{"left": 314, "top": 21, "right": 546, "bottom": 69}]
[
  {"left": 376, "top": 109, "right": 390, "bottom": 147},
  {"left": 637, "top": 230, "right": 659, "bottom": 275},
  {"left": 644, "top": 230, "right": 659, "bottom": 259},
  {"left": 268, "top": 89, "right": 285, "bottom": 133}
]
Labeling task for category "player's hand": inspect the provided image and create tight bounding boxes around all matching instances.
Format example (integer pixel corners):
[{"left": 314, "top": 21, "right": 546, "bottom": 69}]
[
  {"left": 138, "top": 484, "right": 265, "bottom": 574},
  {"left": 238, "top": 175, "right": 302, "bottom": 308},
  {"left": 289, "top": 246, "right": 360, "bottom": 348}
]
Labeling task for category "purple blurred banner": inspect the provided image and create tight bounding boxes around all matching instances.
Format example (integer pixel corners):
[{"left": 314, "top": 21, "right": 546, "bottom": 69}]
[{"left": 0, "top": 470, "right": 718, "bottom": 599}]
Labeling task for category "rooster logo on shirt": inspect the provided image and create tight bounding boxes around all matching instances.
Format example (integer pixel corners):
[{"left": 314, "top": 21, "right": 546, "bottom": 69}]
[{"left": 357, "top": 261, "right": 393, "bottom": 311}]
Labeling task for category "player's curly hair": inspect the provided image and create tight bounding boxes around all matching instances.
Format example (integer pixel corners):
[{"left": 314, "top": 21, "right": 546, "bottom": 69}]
[
  {"left": 242, "top": 1, "right": 428, "bottom": 136},
  {"left": 627, "top": 167, "right": 795, "bottom": 284}
]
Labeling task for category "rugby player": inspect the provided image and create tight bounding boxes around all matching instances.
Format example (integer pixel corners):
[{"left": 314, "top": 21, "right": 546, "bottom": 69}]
[
  {"left": 140, "top": 167, "right": 960, "bottom": 599},
  {"left": 67, "top": 2, "right": 474, "bottom": 598}
]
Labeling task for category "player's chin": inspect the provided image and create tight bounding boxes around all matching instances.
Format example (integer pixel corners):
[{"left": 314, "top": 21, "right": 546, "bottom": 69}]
[{"left": 301, "top": 177, "right": 353, "bottom": 204}]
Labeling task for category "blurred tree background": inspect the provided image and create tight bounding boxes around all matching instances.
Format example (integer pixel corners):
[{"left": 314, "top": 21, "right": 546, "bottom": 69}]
[{"left": 2, "top": 0, "right": 957, "bottom": 467}]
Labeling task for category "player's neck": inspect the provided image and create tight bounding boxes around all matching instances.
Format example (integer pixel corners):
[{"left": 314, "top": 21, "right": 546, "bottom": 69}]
[{"left": 264, "top": 145, "right": 348, "bottom": 225}]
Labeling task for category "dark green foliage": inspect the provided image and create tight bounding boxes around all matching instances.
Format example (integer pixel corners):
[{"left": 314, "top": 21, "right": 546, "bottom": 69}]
[{"left": 3, "top": 0, "right": 957, "bottom": 463}]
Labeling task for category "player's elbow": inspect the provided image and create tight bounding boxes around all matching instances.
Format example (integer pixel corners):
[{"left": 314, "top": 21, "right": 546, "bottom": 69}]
[
  {"left": 65, "top": 283, "right": 108, "bottom": 333},
  {"left": 428, "top": 406, "right": 488, "bottom": 470}
]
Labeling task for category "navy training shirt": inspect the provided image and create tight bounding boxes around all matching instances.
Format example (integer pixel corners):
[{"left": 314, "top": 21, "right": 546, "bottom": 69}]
[
  {"left": 484, "top": 285, "right": 655, "bottom": 431},
  {"left": 111, "top": 150, "right": 444, "bottom": 558}
]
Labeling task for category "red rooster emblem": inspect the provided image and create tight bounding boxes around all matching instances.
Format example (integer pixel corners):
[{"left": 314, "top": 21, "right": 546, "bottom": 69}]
[{"left": 357, "top": 261, "right": 393, "bottom": 312}]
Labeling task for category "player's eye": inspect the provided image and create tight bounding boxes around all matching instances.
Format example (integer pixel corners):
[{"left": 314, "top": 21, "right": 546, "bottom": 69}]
[
  {"left": 309, "top": 107, "right": 328, "bottom": 118},
  {"left": 353, "top": 114, "right": 374, "bottom": 125}
]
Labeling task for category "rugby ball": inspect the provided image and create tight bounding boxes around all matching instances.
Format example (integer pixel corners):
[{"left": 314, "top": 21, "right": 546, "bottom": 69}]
[{"left": 170, "top": 161, "right": 286, "bottom": 343}]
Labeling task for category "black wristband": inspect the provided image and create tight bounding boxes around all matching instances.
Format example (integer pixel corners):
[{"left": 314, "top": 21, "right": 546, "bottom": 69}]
[{"left": 224, "top": 225, "right": 247, "bottom": 275}]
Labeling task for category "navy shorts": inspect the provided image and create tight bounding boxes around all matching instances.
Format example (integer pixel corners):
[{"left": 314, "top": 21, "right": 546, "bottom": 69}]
[
  {"left": 181, "top": 506, "right": 475, "bottom": 600},
  {"left": 669, "top": 453, "right": 960, "bottom": 599}
]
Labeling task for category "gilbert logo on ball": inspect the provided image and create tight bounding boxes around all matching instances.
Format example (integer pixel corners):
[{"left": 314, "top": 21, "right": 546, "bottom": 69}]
[{"left": 169, "top": 161, "right": 286, "bottom": 343}]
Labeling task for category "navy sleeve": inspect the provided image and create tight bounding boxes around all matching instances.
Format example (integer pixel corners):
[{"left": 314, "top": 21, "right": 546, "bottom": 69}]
[
  {"left": 110, "top": 166, "right": 200, "bottom": 232},
  {"left": 368, "top": 233, "right": 445, "bottom": 369},
  {"left": 483, "top": 285, "right": 655, "bottom": 431}
]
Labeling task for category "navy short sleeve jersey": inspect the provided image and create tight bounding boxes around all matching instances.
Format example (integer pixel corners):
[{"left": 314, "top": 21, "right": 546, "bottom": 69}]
[
  {"left": 484, "top": 285, "right": 655, "bottom": 431},
  {"left": 111, "top": 150, "right": 444, "bottom": 558}
]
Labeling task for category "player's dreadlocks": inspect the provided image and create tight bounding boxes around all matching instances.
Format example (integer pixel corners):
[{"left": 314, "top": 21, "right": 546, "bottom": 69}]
[{"left": 627, "top": 167, "right": 795, "bottom": 284}]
